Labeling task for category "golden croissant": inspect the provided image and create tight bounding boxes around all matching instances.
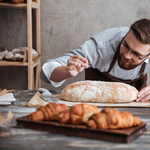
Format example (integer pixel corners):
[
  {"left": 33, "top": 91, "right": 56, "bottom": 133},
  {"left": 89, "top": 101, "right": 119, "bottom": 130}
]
[
  {"left": 58, "top": 103, "right": 100, "bottom": 125},
  {"left": 28, "top": 102, "right": 69, "bottom": 121},
  {"left": 87, "top": 108, "right": 142, "bottom": 129}
]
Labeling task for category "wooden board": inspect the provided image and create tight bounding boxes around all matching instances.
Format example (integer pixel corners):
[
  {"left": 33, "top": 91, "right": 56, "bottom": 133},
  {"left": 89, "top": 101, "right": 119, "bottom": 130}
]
[
  {"left": 53, "top": 94, "right": 150, "bottom": 107},
  {"left": 16, "top": 116, "right": 147, "bottom": 143}
]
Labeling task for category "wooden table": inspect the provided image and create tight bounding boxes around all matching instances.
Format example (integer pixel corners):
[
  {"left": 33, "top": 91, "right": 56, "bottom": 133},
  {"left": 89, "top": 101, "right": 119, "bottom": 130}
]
[{"left": 0, "top": 90, "right": 150, "bottom": 150}]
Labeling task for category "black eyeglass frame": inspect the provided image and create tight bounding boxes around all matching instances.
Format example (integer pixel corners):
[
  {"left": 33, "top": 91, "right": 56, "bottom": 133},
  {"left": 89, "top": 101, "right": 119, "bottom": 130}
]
[{"left": 120, "top": 40, "right": 150, "bottom": 60}]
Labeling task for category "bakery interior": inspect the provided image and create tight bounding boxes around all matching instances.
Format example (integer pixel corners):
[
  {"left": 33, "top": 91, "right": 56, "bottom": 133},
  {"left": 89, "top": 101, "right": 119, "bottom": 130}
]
[
  {"left": 1, "top": 0, "right": 150, "bottom": 148},
  {"left": 0, "top": 0, "right": 150, "bottom": 91}
]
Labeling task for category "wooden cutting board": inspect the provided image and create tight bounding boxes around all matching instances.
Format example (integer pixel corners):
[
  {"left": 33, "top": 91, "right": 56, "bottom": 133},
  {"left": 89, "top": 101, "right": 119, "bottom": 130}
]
[
  {"left": 53, "top": 94, "right": 150, "bottom": 107},
  {"left": 16, "top": 116, "right": 147, "bottom": 143}
]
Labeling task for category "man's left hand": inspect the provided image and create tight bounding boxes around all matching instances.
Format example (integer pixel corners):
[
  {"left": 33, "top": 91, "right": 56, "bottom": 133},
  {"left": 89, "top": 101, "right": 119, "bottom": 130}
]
[{"left": 136, "top": 85, "right": 150, "bottom": 102}]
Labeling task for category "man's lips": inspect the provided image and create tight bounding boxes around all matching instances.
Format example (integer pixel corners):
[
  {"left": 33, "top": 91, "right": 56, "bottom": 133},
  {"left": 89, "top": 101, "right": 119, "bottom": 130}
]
[{"left": 123, "top": 57, "right": 129, "bottom": 63}]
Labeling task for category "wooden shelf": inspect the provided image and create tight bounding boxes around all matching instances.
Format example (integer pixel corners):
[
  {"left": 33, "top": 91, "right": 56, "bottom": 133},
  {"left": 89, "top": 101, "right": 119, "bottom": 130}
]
[
  {"left": 0, "top": 56, "right": 40, "bottom": 66},
  {"left": 0, "top": 1, "right": 39, "bottom": 9},
  {"left": 0, "top": 0, "right": 41, "bottom": 90}
]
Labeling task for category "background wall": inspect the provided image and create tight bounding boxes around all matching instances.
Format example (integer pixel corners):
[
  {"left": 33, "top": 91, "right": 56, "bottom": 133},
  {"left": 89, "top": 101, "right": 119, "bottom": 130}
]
[{"left": 0, "top": 0, "right": 150, "bottom": 90}]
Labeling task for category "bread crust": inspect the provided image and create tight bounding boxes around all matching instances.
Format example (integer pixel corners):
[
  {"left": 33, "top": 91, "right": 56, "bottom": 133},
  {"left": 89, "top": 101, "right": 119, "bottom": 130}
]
[
  {"left": 61, "top": 81, "right": 138, "bottom": 103},
  {"left": 87, "top": 108, "right": 142, "bottom": 129}
]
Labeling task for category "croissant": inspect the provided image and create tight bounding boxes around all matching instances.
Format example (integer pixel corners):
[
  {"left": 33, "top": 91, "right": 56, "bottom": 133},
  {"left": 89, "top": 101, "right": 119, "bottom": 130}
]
[
  {"left": 28, "top": 102, "right": 69, "bottom": 121},
  {"left": 58, "top": 103, "right": 100, "bottom": 125},
  {"left": 87, "top": 108, "right": 142, "bottom": 129}
]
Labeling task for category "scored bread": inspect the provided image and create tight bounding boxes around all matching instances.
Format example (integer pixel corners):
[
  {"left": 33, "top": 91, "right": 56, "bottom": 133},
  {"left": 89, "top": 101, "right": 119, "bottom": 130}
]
[{"left": 61, "top": 81, "right": 138, "bottom": 103}]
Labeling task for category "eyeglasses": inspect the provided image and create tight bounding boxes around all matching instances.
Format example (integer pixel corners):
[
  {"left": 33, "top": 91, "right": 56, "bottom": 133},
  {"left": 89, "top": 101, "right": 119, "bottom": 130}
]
[{"left": 120, "top": 40, "right": 150, "bottom": 61}]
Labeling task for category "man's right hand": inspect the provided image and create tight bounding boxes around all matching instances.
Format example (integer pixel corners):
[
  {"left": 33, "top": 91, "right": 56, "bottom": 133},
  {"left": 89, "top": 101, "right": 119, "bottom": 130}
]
[
  {"left": 50, "top": 55, "right": 88, "bottom": 82},
  {"left": 65, "top": 55, "right": 88, "bottom": 77}
]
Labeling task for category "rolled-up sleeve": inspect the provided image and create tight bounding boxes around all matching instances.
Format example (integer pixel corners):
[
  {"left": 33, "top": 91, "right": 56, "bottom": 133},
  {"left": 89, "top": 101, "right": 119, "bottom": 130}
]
[
  {"left": 40, "top": 38, "right": 98, "bottom": 87},
  {"left": 40, "top": 61, "right": 66, "bottom": 87}
]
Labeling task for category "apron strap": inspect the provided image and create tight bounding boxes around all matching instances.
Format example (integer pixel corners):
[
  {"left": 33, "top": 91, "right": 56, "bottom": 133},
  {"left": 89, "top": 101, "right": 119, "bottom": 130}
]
[
  {"left": 140, "top": 62, "right": 146, "bottom": 78},
  {"left": 107, "top": 43, "right": 120, "bottom": 73}
]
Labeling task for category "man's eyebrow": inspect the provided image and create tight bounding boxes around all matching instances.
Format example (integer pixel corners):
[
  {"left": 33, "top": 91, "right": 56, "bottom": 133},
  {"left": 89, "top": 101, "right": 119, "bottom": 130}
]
[{"left": 123, "top": 40, "right": 129, "bottom": 47}]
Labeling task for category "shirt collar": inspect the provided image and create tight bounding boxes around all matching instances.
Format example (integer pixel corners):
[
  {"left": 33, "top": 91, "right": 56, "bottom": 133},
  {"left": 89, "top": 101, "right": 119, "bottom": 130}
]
[{"left": 144, "top": 58, "right": 149, "bottom": 63}]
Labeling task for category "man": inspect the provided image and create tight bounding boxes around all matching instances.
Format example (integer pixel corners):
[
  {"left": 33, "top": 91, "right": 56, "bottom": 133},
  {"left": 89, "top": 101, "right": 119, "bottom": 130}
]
[{"left": 40, "top": 18, "right": 150, "bottom": 102}]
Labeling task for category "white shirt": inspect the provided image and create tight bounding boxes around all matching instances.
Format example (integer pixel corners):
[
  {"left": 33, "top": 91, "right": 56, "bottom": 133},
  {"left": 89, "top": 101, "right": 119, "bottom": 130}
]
[{"left": 40, "top": 27, "right": 150, "bottom": 87}]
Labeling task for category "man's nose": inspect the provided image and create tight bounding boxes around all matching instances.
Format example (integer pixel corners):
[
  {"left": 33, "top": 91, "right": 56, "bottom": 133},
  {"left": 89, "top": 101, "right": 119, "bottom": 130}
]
[{"left": 124, "top": 50, "right": 132, "bottom": 59}]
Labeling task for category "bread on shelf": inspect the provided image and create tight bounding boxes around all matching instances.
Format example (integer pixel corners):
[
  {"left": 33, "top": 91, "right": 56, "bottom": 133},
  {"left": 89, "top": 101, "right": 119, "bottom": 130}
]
[
  {"left": 0, "top": 47, "right": 8, "bottom": 60},
  {"left": 7, "top": 0, "right": 25, "bottom": 4},
  {"left": 3, "top": 47, "right": 39, "bottom": 62},
  {"left": 19, "top": 47, "right": 39, "bottom": 61},
  {"left": 4, "top": 47, "right": 26, "bottom": 62}
]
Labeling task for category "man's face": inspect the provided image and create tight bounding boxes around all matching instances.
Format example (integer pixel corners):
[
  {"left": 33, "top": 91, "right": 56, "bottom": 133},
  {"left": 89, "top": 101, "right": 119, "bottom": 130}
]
[{"left": 118, "top": 30, "right": 150, "bottom": 70}]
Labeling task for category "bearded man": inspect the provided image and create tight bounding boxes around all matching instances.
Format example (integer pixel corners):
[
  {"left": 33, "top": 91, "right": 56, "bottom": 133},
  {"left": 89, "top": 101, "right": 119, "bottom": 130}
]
[{"left": 40, "top": 18, "right": 150, "bottom": 102}]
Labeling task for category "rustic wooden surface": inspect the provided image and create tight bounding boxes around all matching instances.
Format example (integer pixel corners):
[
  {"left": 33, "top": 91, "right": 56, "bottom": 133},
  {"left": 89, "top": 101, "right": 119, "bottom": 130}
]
[{"left": 0, "top": 90, "right": 150, "bottom": 150}]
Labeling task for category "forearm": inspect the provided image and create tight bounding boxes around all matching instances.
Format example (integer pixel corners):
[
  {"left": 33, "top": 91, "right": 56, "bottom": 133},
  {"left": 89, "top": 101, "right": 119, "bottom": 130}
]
[{"left": 50, "top": 66, "right": 72, "bottom": 82}]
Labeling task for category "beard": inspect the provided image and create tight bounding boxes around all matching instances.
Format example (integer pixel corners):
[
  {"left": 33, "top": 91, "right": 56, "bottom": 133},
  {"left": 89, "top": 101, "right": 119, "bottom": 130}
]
[{"left": 118, "top": 53, "right": 141, "bottom": 70}]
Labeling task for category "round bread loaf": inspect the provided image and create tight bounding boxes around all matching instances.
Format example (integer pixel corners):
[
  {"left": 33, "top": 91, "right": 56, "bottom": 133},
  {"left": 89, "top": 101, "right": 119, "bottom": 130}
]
[
  {"left": 61, "top": 81, "right": 139, "bottom": 103},
  {"left": 20, "top": 47, "right": 38, "bottom": 61},
  {"left": 4, "top": 48, "right": 26, "bottom": 62},
  {"left": 0, "top": 47, "right": 8, "bottom": 60},
  {"left": 4, "top": 47, "right": 38, "bottom": 62}
]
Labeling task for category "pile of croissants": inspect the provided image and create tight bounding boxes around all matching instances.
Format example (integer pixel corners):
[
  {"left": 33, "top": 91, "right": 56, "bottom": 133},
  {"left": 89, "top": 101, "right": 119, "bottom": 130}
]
[{"left": 28, "top": 102, "right": 142, "bottom": 130}]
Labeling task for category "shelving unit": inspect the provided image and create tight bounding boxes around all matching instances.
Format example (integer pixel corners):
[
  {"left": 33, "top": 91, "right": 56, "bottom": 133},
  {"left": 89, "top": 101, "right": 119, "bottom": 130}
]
[{"left": 0, "top": 0, "right": 41, "bottom": 90}]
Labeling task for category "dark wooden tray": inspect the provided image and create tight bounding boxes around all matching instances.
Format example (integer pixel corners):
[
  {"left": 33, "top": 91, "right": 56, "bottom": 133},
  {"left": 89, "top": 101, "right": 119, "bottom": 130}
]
[{"left": 16, "top": 116, "right": 147, "bottom": 143}]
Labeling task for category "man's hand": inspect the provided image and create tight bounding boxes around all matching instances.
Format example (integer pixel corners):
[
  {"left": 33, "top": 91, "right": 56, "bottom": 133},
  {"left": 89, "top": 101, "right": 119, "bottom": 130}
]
[
  {"left": 65, "top": 55, "right": 88, "bottom": 77},
  {"left": 135, "top": 85, "right": 150, "bottom": 102},
  {"left": 50, "top": 55, "right": 88, "bottom": 82}
]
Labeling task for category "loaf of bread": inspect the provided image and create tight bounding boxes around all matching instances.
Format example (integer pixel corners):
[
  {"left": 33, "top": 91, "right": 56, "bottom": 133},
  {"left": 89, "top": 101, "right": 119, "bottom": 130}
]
[
  {"left": 61, "top": 81, "right": 138, "bottom": 103},
  {"left": 4, "top": 48, "right": 26, "bottom": 62},
  {"left": 7, "top": 0, "right": 25, "bottom": 3},
  {"left": 86, "top": 108, "right": 142, "bottom": 129},
  {"left": 0, "top": 47, "right": 8, "bottom": 60},
  {"left": 28, "top": 102, "right": 69, "bottom": 121},
  {"left": 4, "top": 47, "right": 38, "bottom": 62},
  {"left": 58, "top": 103, "right": 100, "bottom": 124},
  {"left": 19, "top": 47, "right": 39, "bottom": 61}
]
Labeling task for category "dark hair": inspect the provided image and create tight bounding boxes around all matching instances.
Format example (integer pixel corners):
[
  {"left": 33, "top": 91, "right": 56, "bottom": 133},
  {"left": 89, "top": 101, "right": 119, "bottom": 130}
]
[{"left": 130, "top": 18, "right": 150, "bottom": 44}]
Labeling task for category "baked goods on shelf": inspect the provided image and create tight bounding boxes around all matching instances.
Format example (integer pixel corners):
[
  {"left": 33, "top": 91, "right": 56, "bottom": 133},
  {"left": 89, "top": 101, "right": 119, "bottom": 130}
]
[
  {"left": 0, "top": 0, "right": 36, "bottom": 3},
  {"left": 4, "top": 47, "right": 26, "bottom": 62},
  {"left": 61, "top": 81, "right": 138, "bottom": 103},
  {"left": 58, "top": 103, "right": 100, "bottom": 124},
  {"left": 0, "top": 47, "right": 8, "bottom": 60},
  {"left": 86, "top": 108, "right": 142, "bottom": 129},
  {"left": 7, "top": 0, "right": 25, "bottom": 3},
  {"left": 28, "top": 102, "right": 69, "bottom": 121},
  {"left": 20, "top": 47, "right": 39, "bottom": 61},
  {"left": 3, "top": 47, "right": 38, "bottom": 62}
]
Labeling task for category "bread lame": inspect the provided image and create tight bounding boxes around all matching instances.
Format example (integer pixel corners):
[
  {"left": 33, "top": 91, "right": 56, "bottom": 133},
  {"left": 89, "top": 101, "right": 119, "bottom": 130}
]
[{"left": 38, "top": 88, "right": 59, "bottom": 103}]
